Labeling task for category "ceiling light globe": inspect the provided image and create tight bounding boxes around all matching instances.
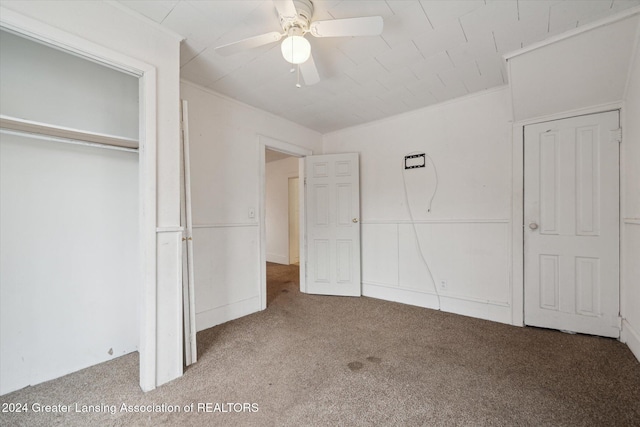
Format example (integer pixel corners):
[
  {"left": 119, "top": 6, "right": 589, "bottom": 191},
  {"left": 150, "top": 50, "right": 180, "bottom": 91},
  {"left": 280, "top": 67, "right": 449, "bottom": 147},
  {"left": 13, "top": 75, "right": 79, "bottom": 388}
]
[{"left": 281, "top": 35, "right": 311, "bottom": 64}]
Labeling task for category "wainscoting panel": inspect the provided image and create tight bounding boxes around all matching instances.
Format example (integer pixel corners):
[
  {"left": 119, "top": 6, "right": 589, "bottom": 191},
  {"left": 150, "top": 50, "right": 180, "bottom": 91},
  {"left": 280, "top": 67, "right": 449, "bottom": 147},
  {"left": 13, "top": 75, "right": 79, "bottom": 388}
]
[
  {"left": 361, "top": 220, "right": 512, "bottom": 324},
  {"left": 192, "top": 224, "right": 260, "bottom": 332}
]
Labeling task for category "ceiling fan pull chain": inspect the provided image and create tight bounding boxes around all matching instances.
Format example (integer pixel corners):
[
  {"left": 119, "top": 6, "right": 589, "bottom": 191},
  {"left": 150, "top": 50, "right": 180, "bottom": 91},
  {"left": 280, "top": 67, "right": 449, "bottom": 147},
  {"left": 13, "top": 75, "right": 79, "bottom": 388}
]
[{"left": 296, "top": 64, "right": 301, "bottom": 88}]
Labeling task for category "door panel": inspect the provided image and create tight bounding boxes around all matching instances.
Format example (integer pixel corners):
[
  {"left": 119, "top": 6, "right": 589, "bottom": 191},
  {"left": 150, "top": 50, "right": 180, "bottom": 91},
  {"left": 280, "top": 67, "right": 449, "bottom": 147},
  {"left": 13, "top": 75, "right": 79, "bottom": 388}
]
[
  {"left": 524, "top": 111, "right": 619, "bottom": 337},
  {"left": 305, "top": 153, "right": 361, "bottom": 296}
]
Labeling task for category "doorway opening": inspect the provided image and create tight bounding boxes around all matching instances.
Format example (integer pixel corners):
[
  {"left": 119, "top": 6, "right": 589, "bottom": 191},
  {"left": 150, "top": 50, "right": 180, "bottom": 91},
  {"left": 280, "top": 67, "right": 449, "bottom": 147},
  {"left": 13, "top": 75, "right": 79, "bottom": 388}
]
[
  {"left": 258, "top": 136, "right": 312, "bottom": 310},
  {"left": 265, "top": 149, "right": 300, "bottom": 306}
]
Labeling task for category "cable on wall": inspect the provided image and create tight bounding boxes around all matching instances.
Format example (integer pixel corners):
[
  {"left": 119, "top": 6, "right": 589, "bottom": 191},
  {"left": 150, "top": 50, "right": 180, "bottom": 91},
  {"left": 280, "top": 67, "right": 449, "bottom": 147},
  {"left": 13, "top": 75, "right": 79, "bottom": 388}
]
[{"left": 401, "top": 151, "right": 441, "bottom": 310}]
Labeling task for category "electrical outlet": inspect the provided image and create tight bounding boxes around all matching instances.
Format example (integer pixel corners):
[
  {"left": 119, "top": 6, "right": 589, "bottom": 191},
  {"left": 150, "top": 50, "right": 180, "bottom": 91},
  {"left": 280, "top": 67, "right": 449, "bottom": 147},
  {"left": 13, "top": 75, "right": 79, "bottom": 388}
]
[
  {"left": 248, "top": 208, "right": 255, "bottom": 219},
  {"left": 439, "top": 279, "right": 447, "bottom": 290}
]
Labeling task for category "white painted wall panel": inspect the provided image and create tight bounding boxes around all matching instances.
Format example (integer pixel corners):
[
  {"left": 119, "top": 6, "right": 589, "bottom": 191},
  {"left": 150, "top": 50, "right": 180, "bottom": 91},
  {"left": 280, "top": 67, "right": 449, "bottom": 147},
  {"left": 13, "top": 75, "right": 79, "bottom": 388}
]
[
  {"left": 361, "top": 224, "right": 398, "bottom": 287},
  {"left": 324, "top": 87, "right": 514, "bottom": 324},
  {"left": 0, "top": 134, "right": 138, "bottom": 395},
  {"left": 398, "top": 224, "right": 433, "bottom": 292},
  {"left": 325, "top": 90, "right": 512, "bottom": 222},
  {"left": 401, "top": 223, "right": 510, "bottom": 303},
  {"left": 193, "top": 226, "right": 260, "bottom": 331}
]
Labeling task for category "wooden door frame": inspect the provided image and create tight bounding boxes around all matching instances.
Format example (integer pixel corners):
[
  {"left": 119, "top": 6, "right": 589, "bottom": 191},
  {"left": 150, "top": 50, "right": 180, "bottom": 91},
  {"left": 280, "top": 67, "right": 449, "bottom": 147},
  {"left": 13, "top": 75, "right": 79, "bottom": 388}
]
[
  {"left": 288, "top": 176, "right": 301, "bottom": 265},
  {"left": 512, "top": 102, "right": 623, "bottom": 328},
  {"left": 258, "top": 135, "right": 312, "bottom": 310},
  {"left": 0, "top": 9, "right": 160, "bottom": 391}
]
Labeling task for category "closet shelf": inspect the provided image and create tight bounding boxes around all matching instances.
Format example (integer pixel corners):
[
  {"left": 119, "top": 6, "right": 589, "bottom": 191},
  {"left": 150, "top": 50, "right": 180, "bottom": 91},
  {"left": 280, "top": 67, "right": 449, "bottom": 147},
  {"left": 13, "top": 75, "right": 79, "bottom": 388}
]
[{"left": 0, "top": 115, "right": 139, "bottom": 149}]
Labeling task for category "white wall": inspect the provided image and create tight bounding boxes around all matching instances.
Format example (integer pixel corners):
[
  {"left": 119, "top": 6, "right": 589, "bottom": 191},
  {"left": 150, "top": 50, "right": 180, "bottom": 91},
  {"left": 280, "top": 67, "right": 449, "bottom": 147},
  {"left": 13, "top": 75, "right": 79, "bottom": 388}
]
[
  {"left": 621, "top": 33, "right": 640, "bottom": 361},
  {"left": 180, "top": 80, "right": 322, "bottom": 332},
  {"left": 266, "top": 156, "right": 299, "bottom": 265},
  {"left": 0, "top": 135, "right": 139, "bottom": 395},
  {"left": 507, "top": 12, "right": 640, "bottom": 122},
  {"left": 323, "top": 87, "right": 514, "bottom": 324},
  {"left": 0, "top": 29, "right": 138, "bottom": 139},
  {"left": 0, "top": 1, "right": 183, "bottom": 390}
]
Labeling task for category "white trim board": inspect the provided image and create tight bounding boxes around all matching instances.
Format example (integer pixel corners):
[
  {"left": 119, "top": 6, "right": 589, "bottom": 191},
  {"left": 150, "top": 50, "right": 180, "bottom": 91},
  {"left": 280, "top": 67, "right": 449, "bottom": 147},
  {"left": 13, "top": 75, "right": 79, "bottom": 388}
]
[
  {"left": 363, "top": 283, "right": 512, "bottom": 325},
  {"left": 266, "top": 253, "right": 290, "bottom": 265},
  {"left": 362, "top": 219, "right": 510, "bottom": 225},
  {"left": 621, "top": 320, "right": 640, "bottom": 363},
  {"left": 193, "top": 223, "right": 258, "bottom": 229},
  {"left": 196, "top": 296, "right": 261, "bottom": 333},
  {"left": 512, "top": 102, "right": 623, "bottom": 128}
]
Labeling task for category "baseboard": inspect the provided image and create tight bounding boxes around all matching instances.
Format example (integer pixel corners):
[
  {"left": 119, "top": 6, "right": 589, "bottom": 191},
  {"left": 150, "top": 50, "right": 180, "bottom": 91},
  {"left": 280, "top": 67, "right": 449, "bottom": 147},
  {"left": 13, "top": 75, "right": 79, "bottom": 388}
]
[
  {"left": 621, "top": 319, "right": 640, "bottom": 363},
  {"left": 363, "top": 282, "right": 512, "bottom": 325},
  {"left": 195, "top": 296, "right": 261, "bottom": 332},
  {"left": 266, "top": 253, "right": 289, "bottom": 265}
]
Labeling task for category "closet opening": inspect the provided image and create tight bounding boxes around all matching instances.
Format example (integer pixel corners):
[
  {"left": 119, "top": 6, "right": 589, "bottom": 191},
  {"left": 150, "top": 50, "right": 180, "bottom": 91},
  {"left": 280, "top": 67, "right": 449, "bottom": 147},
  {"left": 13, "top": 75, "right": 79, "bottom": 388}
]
[{"left": 0, "top": 27, "right": 147, "bottom": 395}]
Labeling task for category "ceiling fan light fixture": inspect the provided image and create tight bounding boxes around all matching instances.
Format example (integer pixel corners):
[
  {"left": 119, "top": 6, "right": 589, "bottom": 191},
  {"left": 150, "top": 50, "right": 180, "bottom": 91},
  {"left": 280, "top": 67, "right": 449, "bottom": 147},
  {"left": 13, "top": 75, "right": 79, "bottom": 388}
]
[{"left": 281, "top": 35, "right": 310, "bottom": 64}]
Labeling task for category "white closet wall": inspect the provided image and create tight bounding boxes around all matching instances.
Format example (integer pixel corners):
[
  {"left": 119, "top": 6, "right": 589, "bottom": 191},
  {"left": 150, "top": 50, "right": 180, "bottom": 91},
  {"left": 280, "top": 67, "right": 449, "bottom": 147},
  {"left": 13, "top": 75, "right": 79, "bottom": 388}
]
[
  {"left": 0, "top": 30, "right": 138, "bottom": 139},
  {"left": 0, "top": 30, "right": 139, "bottom": 395}
]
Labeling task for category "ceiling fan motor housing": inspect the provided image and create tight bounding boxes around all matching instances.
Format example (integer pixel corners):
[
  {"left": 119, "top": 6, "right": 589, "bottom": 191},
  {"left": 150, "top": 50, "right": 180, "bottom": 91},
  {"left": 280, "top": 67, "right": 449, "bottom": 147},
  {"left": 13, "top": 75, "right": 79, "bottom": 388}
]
[{"left": 280, "top": 0, "right": 314, "bottom": 32}]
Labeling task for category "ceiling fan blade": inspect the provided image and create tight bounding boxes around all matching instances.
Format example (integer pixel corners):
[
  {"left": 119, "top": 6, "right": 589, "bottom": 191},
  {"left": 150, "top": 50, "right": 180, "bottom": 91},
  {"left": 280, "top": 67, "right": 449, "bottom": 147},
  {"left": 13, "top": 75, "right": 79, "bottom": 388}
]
[
  {"left": 273, "top": 0, "right": 298, "bottom": 19},
  {"left": 215, "top": 32, "right": 283, "bottom": 56},
  {"left": 310, "top": 16, "right": 384, "bottom": 38},
  {"left": 300, "top": 54, "right": 320, "bottom": 86}
]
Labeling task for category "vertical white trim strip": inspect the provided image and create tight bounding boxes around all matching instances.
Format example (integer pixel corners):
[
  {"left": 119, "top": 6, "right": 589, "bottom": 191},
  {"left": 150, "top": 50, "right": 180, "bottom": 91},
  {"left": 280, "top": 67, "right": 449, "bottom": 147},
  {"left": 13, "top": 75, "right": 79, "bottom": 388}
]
[
  {"left": 182, "top": 100, "right": 197, "bottom": 364},
  {"left": 139, "top": 67, "right": 157, "bottom": 392}
]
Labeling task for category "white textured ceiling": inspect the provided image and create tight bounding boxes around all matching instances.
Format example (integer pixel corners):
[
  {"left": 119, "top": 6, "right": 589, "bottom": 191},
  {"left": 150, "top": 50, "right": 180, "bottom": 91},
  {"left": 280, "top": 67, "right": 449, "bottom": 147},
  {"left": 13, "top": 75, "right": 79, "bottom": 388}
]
[{"left": 118, "top": 0, "right": 640, "bottom": 133}]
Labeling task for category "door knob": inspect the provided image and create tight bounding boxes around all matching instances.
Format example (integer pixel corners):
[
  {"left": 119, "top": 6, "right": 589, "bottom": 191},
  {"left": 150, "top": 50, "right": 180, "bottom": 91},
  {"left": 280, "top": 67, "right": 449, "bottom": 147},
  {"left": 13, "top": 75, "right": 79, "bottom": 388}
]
[
  {"left": 529, "top": 222, "right": 538, "bottom": 230},
  {"left": 352, "top": 218, "right": 359, "bottom": 223}
]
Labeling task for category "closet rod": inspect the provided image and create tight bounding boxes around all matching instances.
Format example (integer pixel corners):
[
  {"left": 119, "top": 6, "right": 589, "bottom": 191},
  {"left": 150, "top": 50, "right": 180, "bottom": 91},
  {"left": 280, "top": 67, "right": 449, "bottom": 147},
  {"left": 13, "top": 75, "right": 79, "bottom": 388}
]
[
  {"left": 0, "top": 128, "right": 138, "bottom": 153},
  {"left": 0, "top": 115, "right": 139, "bottom": 152}
]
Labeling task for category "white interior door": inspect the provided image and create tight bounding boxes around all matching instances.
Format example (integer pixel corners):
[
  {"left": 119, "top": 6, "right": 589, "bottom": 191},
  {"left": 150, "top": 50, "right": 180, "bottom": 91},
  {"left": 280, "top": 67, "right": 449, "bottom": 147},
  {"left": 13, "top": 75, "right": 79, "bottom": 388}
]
[
  {"left": 524, "top": 111, "right": 620, "bottom": 337},
  {"left": 305, "top": 153, "right": 361, "bottom": 296},
  {"left": 180, "top": 100, "right": 197, "bottom": 365}
]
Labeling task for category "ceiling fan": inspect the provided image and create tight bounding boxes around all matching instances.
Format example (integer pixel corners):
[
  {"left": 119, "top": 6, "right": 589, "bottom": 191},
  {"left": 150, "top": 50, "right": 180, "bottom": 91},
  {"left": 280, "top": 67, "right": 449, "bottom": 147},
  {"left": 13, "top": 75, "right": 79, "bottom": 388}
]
[{"left": 214, "top": 0, "right": 384, "bottom": 86}]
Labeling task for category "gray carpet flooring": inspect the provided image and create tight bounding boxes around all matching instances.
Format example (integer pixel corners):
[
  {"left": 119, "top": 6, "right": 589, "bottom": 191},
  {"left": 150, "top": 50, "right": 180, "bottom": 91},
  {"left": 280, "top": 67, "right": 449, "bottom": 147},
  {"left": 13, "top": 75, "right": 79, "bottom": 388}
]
[{"left": 1, "top": 262, "right": 639, "bottom": 426}]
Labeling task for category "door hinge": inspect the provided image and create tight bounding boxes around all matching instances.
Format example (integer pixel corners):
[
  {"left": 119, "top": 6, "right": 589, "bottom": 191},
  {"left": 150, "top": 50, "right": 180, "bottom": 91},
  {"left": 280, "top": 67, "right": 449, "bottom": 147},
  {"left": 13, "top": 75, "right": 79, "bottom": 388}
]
[{"left": 610, "top": 128, "right": 622, "bottom": 143}]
